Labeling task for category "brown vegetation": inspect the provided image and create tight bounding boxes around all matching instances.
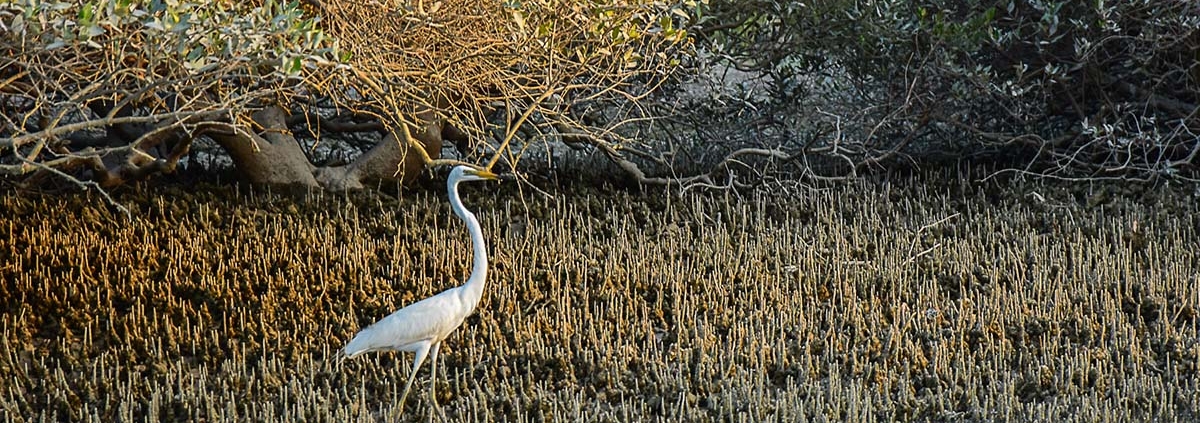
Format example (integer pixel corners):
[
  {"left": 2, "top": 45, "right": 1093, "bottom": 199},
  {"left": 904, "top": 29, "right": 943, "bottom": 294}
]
[
  {"left": 0, "top": 0, "right": 687, "bottom": 191},
  {"left": 1, "top": 174, "right": 1196, "bottom": 421}
]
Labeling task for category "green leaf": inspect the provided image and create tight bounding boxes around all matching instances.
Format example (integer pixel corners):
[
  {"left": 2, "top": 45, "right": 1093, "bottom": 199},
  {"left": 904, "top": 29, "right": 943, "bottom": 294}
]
[
  {"left": 79, "top": 2, "right": 96, "bottom": 24},
  {"left": 172, "top": 13, "right": 192, "bottom": 33},
  {"left": 186, "top": 45, "right": 205, "bottom": 61}
]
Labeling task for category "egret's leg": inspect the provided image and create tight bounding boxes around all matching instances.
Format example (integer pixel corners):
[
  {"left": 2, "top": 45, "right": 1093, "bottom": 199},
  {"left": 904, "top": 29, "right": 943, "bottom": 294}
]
[
  {"left": 429, "top": 342, "right": 442, "bottom": 406},
  {"left": 397, "top": 343, "right": 431, "bottom": 416}
]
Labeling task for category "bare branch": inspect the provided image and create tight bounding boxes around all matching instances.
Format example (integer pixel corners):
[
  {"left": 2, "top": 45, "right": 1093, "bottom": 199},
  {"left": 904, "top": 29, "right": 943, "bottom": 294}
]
[{"left": 8, "top": 158, "right": 131, "bottom": 221}]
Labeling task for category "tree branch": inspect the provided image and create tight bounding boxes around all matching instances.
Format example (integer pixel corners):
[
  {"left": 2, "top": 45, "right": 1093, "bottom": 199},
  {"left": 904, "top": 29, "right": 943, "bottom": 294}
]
[{"left": 6, "top": 158, "right": 131, "bottom": 221}]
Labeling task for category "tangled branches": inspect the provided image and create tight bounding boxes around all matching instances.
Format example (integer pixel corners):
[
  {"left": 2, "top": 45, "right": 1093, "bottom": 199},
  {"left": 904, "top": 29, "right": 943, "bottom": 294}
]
[
  {"left": 625, "top": 0, "right": 1200, "bottom": 189},
  {"left": 0, "top": 0, "right": 691, "bottom": 192},
  {"left": 0, "top": 1, "right": 347, "bottom": 187}
]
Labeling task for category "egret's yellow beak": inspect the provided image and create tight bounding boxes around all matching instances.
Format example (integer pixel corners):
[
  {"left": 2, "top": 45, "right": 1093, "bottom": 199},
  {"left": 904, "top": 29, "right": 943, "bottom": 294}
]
[{"left": 468, "top": 169, "right": 500, "bottom": 180}]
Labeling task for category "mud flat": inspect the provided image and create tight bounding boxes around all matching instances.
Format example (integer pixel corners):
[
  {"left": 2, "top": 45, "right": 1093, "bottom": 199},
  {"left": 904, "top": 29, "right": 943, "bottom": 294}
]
[{"left": 1, "top": 173, "right": 1197, "bottom": 421}]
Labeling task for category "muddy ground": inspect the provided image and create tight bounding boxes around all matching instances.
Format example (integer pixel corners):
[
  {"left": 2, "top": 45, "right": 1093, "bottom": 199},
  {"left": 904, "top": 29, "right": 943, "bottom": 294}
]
[{"left": 1, "top": 169, "right": 1197, "bottom": 422}]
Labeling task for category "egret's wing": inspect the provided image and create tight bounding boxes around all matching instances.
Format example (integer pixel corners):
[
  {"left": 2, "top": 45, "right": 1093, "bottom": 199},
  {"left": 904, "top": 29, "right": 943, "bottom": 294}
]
[{"left": 342, "top": 288, "right": 466, "bottom": 358}]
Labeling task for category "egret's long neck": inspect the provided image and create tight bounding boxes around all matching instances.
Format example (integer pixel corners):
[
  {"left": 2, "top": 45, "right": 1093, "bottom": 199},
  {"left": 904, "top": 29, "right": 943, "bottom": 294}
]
[{"left": 449, "top": 179, "right": 487, "bottom": 303}]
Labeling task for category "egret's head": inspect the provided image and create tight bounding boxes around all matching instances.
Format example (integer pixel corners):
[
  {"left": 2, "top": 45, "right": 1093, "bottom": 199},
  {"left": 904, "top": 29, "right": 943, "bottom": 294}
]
[{"left": 450, "top": 165, "right": 500, "bottom": 183}]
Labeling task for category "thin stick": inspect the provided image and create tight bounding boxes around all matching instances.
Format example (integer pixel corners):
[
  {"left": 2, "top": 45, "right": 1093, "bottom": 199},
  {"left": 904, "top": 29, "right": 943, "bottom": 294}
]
[
  {"left": 903, "top": 213, "right": 959, "bottom": 265},
  {"left": 20, "top": 159, "right": 132, "bottom": 221}
]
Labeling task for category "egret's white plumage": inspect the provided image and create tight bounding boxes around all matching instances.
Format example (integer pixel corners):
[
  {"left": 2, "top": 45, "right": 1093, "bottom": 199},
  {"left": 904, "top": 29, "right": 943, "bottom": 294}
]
[{"left": 341, "top": 165, "right": 498, "bottom": 414}]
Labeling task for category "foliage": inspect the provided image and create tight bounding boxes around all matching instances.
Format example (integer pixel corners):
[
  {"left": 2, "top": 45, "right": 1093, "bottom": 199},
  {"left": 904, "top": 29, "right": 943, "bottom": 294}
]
[
  {"left": 0, "top": 0, "right": 345, "bottom": 188},
  {"left": 667, "top": 0, "right": 1199, "bottom": 183},
  {"left": 0, "top": 0, "right": 692, "bottom": 191},
  {"left": 4, "top": 0, "right": 335, "bottom": 72},
  {"left": 318, "top": 0, "right": 694, "bottom": 168}
]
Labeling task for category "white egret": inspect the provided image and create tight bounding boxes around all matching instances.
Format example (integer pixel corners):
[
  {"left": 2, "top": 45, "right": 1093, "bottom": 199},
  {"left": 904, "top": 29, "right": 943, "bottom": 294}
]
[{"left": 341, "top": 165, "right": 499, "bottom": 414}]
